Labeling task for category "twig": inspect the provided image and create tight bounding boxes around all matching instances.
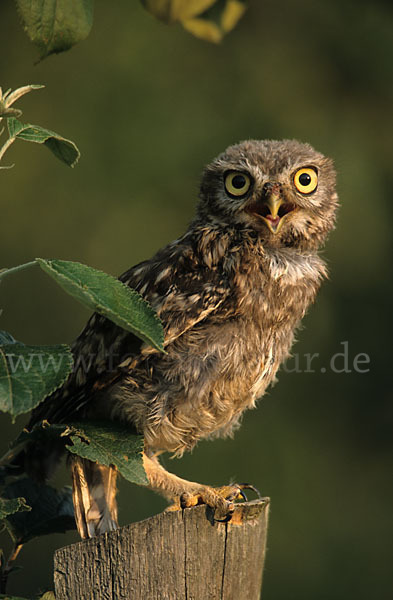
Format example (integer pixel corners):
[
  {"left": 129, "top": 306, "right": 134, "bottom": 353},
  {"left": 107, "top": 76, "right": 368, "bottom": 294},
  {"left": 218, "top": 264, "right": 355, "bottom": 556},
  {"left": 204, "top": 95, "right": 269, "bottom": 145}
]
[
  {"left": 0, "top": 542, "right": 23, "bottom": 594},
  {"left": 0, "top": 135, "right": 16, "bottom": 163},
  {"left": 0, "top": 261, "right": 38, "bottom": 281}
]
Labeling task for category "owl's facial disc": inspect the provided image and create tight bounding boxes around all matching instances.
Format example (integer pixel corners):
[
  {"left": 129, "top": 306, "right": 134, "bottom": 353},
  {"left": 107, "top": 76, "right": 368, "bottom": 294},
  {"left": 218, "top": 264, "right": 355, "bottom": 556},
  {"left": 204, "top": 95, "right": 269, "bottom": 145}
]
[{"left": 246, "top": 182, "right": 297, "bottom": 234}]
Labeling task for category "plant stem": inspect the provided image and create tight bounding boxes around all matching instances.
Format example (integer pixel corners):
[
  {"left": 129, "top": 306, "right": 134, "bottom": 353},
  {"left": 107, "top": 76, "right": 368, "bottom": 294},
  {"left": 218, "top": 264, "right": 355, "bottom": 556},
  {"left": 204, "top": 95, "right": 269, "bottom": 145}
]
[
  {"left": 0, "top": 260, "right": 37, "bottom": 281},
  {"left": 0, "top": 135, "right": 16, "bottom": 163},
  {"left": 0, "top": 542, "right": 23, "bottom": 594}
]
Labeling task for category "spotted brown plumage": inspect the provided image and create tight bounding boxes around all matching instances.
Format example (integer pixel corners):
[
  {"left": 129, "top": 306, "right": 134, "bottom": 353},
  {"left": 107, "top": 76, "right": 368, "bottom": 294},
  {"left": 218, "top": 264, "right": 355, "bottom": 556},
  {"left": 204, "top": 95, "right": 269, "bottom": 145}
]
[{"left": 23, "top": 139, "right": 338, "bottom": 538}]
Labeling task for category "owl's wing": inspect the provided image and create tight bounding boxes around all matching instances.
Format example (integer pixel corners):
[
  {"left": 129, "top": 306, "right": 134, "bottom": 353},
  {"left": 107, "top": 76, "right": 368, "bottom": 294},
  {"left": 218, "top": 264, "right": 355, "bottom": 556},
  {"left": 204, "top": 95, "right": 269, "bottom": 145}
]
[
  {"left": 127, "top": 263, "right": 229, "bottom": 349},
  {"left": 28, "top": 239, "right": 230, "bottom": 425}
]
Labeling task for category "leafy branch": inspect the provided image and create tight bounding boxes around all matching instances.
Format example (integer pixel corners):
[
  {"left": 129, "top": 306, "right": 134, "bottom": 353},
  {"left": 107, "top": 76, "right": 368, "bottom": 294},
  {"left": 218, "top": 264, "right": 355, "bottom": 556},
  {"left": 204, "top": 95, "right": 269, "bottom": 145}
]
[
  {"left": 0, "top": 476, "right": 72, "bottom": 597},
  {"left": 0, "top": 495, "right": 31, "bottom": 595},
  {"left": 0, "top": 229, "right": 163, "bottom": 595},
  {"left": 14, "top": 0, "right": 247, "bottom": 60},
  {"left": 0, "top": 85, "right": 80, "bottom": 169},
  {"left": 0, "top": 256, "right": 163, "bottom": 422},
  {"left": 0, "top": 253, "right": 163, "bottom": 592},
  {"left": 0, "top": 420, "right": 148, "bottom": 593},
  {"left": 0, "top": 83, "right": 164, "bottom": 595}
]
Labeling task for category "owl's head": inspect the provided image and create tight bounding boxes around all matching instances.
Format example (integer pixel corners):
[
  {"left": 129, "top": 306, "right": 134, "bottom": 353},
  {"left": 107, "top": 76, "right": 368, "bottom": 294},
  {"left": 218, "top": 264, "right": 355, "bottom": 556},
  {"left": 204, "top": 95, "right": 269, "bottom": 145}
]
[{"left": 198, "top": 139, "right": 338, "bottom": 250}]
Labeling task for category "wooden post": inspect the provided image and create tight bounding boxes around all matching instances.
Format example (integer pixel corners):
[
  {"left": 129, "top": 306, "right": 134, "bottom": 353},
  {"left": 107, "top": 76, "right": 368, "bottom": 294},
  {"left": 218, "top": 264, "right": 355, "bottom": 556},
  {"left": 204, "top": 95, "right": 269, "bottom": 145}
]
[{"left": 54, "top": 498, "right": 270, "bottom": 600}]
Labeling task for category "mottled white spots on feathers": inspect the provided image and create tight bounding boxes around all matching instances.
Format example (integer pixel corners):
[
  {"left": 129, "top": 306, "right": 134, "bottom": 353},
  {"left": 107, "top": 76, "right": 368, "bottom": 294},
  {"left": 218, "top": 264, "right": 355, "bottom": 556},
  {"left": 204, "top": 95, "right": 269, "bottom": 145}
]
[
  {"left": 140, "top": 282, "right": 149, "bottom": 295},
  {"left": 155, "top": 266, "right": 172, "bottom": 284},
  {"left": 132, "top": 265, "right": 147, "bottom": 278}
]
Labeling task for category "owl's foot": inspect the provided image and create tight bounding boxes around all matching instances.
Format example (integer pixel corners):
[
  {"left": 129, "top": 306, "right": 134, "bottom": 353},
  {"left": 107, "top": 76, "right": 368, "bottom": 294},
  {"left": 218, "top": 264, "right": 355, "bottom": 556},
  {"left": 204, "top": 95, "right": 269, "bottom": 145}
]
[
  {"left": 180, "top": 483, "right": 259, "bottom": 521},
  {"left": 166, "top": 483, "right": 260, "bottom": 522},
  {"left": 143, "top": 452, "right": 260, "bottom": 522}
]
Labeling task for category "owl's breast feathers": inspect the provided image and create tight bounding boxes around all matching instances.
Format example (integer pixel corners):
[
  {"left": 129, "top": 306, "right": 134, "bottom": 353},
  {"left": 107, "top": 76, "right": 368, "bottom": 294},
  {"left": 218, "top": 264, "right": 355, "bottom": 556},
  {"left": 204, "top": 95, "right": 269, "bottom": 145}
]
[{"left": 29, "top": 223, "right": 327, "bottom": 455}]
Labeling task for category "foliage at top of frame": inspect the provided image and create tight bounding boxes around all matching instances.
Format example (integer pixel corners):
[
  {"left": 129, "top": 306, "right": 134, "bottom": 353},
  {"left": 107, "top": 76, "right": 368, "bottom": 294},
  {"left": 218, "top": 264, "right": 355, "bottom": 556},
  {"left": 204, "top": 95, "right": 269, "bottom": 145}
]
[{"left": 14, "top": 0, "right": 247, "bottom": 59}]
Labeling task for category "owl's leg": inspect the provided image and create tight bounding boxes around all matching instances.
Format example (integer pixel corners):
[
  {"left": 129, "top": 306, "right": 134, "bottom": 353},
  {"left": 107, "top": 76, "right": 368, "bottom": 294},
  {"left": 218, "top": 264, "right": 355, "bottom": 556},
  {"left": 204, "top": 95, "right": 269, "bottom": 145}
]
[
  {"left": 71, "top": 456, "right": 118, "bottom": 539},
  {"left": 143, "top": 452, "right": 248, "bottom": 519}
]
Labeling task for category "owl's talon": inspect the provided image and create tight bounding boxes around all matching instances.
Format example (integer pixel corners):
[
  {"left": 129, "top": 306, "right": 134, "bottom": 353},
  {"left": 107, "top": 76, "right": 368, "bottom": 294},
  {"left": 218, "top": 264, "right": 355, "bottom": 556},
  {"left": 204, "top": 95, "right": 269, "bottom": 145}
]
[
  {"left": 238, "top": 483, "right": 262, "bottom": 499},
  {"left": 214, "top": 499, "right": 236, "bottom": 523},
  {"left": 214, "top": 512, "right": 233, "bottom": 524},
  {"left": 238, "top": 488, "right": 248, "bottom": 502},
  {"left": 175, "top": 482, "right": 254, "bottom": 524}
]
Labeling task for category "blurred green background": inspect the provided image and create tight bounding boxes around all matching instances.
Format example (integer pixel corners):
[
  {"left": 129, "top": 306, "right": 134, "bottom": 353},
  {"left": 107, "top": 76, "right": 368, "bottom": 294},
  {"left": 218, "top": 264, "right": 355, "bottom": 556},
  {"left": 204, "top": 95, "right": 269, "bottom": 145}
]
[{"left": 0, "top": 0, "right": 392, "bottom": 598}]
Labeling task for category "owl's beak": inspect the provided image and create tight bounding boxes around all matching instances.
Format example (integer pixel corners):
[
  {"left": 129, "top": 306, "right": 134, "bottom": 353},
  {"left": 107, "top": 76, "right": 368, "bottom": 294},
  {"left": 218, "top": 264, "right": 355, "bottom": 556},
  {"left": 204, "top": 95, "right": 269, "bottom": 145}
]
[
  {"left": 246, "top": 183, "right": 296, "bottom": 233},
  {"left": 258, "top": 184, "right": 296, "bottom": 234},
  {"left": 262, "top": 194, "right": 284, "bottom": 233}
]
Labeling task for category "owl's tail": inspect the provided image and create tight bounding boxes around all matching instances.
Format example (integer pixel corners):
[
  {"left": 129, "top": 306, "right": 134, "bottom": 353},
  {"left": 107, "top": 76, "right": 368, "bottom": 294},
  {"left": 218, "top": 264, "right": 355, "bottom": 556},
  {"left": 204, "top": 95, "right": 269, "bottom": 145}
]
[{"left": 70, "top": 456, "right": 118, "bottom": 539}]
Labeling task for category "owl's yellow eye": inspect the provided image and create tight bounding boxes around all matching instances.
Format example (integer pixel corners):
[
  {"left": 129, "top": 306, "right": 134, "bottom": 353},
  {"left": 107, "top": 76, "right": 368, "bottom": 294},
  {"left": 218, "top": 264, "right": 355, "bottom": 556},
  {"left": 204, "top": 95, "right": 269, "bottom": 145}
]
[
  {"left": 293, "top": 167, "right": 318, "bottom": 194},
  {"left": 224, "top": 171, "right": 252, "bottom": 198}
]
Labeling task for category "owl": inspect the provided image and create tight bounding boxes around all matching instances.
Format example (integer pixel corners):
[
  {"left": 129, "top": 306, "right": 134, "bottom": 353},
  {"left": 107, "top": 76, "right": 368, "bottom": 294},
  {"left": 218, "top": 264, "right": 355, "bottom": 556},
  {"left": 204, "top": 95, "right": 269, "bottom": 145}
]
[{"left": 23, "top": 139, "right": 338, "bottom": 538}]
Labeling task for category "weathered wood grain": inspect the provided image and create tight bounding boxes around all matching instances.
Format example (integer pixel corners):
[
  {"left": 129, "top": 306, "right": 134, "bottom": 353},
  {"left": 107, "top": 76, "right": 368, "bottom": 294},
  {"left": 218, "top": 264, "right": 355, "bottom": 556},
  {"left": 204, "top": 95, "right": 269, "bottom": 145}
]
[{"left": 54, "top": 498, "right": 270, "bottom": 600}]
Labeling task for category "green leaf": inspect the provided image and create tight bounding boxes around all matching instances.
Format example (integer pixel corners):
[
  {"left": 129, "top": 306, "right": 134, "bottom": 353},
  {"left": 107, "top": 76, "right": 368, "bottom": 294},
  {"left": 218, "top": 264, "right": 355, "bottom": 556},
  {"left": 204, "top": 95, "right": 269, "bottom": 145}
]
[
  {"left": 1, "top": 593, "right": 57, "bottom": 600},
  {"left": 6, "top": 119, "right": 24, "bottom": 138},
  {"left": 141, "top": 0, "right": 217, "bottom": 23},
  {"left": 0, "top": 334, "right": 73, "bottom": 421},
  {"left": 0, "top": 496, "right": 31, "bottom": 520},
  {"left": 11, "top": 422, "right": 72, "bottom": 453},
  {"left": 66, "top": 421, "right": 148, "bottom": 485},
  {"left": 6, "top": 118, "right": 80, "bottom": 167},
  {"left": 10, "top": 420, "right": 147, "bottom": 486},
  {"left": 182, "top": 0, "right": 246, "bottom": 42},
  {"left": 2, "top": 479, "right": 75, "bottom": 543},
  {"left": 36, "top": 259, "right": 164, "bottom": 352},
  {"left": 0, "top": 332, "right": 17, "bottom": 345},
  {"left": 16, "top": 0, "right": 94, "bottom": 59}
]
